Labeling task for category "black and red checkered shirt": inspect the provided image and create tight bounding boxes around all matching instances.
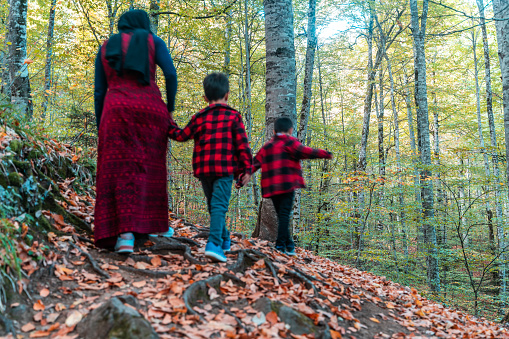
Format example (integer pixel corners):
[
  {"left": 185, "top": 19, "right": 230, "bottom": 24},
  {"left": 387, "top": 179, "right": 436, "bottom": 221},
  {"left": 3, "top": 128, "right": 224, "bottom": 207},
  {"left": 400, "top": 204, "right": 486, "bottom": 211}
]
[
  {"left": 168, "top": 103, "right": 252, "bottom": 179},
  {"left": 252, "top": 134, "right": 332, "bottom": 198}
]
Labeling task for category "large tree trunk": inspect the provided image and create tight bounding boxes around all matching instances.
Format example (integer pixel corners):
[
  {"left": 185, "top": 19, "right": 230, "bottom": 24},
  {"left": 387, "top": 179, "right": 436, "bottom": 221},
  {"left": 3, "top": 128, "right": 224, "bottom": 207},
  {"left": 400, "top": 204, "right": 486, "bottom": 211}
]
[
  {"left": 294, "top": 0, "right": 317, "bottom": 237},
  {"left": 492, "top": 0, "right": 509, "bottom": 308},
  {"left": 42, "top": 0, "right": 57, "bottom": 119},
  {"left": 253, "top": 0, "right": 297, "bottom": 241},
  {"left": 410, "top": 0, "right": 440, "bottom": 293},
  {"left": 7, "top": 0, "right": 33, "bottom": 118}
]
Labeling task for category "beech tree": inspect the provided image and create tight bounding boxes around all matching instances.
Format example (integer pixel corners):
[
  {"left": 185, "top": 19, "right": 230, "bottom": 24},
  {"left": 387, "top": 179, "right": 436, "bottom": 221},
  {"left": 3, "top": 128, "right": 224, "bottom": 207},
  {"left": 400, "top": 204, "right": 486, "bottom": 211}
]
[
  {"left": 409, "top": 0, "right": 440, "bottom": 293},
  {"left": 7, "top": 0, "right": 33, "bottom": 117},
  {"left": 252, "top": 0, "right": 297, "bottom": 241}
]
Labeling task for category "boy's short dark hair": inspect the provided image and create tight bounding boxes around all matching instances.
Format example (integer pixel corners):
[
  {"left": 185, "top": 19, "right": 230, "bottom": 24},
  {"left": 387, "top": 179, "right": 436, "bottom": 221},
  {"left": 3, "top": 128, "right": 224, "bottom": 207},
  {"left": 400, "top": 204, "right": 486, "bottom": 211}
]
[
  {"left": 274, "top": 117, "right": 293, "bottom": 133},
  {"left": 203, "top": 73, "right": 229, "bottom": 101}
]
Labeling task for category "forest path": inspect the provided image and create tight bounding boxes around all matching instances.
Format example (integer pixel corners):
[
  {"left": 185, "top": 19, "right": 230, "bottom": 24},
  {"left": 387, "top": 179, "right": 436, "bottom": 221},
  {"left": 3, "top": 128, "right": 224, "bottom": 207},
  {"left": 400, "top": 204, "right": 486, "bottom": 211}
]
[{"left": 4, "top": 207, "right": 509, "bottom": 339}]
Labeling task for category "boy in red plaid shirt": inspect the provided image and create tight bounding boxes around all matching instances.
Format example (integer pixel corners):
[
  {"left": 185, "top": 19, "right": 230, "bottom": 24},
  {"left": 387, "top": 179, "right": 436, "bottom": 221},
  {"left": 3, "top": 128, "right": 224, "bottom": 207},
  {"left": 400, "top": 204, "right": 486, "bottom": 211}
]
[
  {"left": 168, "top": 73, "right": 252, "bottom": 262},
  {"left": 240, "top": 117, "right": 332, "bottom": 256}
]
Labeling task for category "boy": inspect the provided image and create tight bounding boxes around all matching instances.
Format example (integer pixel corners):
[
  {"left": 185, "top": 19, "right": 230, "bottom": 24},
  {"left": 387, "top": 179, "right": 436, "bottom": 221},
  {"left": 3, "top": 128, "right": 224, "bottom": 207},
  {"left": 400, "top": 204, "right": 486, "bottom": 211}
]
[
  {"left": 240, "top": 117, "right": 332, "bottom": 256},
  {"left": 168, "top": 73, "right": 252, "bottom": 262}
]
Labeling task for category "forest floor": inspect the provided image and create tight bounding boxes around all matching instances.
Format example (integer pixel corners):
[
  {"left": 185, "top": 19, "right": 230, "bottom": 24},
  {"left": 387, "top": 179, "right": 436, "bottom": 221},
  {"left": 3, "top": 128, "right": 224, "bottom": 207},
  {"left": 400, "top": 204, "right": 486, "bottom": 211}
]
[{"left": 1, "top": 122, "right": 509, "bottom": 339}]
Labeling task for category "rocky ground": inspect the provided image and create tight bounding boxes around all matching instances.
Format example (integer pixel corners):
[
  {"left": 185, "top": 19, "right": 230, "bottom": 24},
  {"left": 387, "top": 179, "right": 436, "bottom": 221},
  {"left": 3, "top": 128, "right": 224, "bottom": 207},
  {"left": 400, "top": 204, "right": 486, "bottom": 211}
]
[{"left": 1, "top": 121, "right": 509, "bottom": 339}]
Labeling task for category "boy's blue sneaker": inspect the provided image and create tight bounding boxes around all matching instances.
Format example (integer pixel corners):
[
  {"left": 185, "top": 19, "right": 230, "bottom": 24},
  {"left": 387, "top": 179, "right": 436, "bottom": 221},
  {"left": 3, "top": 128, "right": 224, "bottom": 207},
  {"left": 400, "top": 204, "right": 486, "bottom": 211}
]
[
  {"left": 115, "top": 233, "right": 134, "bottom": 254},
  {"left": 222, "top": 239, "right": 231, "bottom": 252},
  {"left": 149, "top": 227, "right": 174, "bottom": 238},
  {"left": 205, "top": 242, "right": 227, "bottom": 263},
  {"left": 285, "top": 248, "right": 297, "bottom": 257},
  {"left": 275, "top": 246, "right": 286, "bottom": 254}
]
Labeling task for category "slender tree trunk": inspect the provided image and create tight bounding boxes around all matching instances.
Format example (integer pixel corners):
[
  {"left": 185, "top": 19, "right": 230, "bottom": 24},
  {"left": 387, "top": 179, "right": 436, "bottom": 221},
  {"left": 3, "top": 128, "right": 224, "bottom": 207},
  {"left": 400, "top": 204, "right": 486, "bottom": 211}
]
[
  {"left": 224, "top": 13, "right": 231, "bottom": 76},
  {"left": 254, "top": 0, "right": 297, "bottom": 241},
  {"left": 149, "top": 0, "right": 160, "bottom": 34},
  {"left": 357, "top": 11, "right": 374, "bottom": 173},
  {"left": 403, "top": 71, "right": 421, "bottom": 203},
  {"left": 410, "top": 0, "right": 440, "bottom": 293},
  {"left": 42, "top": 0, "right": 57, "bottom": 119},
  {"left": 105, "top": 0, "right": 119, "bottom": 36},
  {"left": 385, "top": 53, "right": 408, "bottom": 271},
  {"left": 493, "top": 0, "right": 509, "bottom": 309},
  {"left": 477, "top": 0, "right": 503, "bottom": 287},
  {"left": 430, "top": 68, "right": 445, "bottom": 246},
  {"left": 7, "top": 0, "right": 33, "bottom": 118}
]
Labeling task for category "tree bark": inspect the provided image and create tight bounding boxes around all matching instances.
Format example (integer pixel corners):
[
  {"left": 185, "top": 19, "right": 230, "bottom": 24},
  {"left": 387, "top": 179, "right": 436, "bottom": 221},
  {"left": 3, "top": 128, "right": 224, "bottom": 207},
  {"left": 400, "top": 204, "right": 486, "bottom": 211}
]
[
  {"left": 293, "top": 0, "right": 317, "bottom": 236},
  {"left": 42, "top": 0, "right": 57, "bottom": 118},
  {"left": 357, "top": 11, "right": 374, "bottom": 173},
  {"left": 253, "top": 0, "right": 297, "bottom": 241},
  {"left": 492, "top": 0, "right": 509, "bottom": 308},
  {"left": 409, "top": 0, "right": 440, "bottom": 293},
  {"left": 150, "top": 0, "right": 160, "bottom": 34},
  {"left": 7, "top": 0, "right": 33, "bottom": 118}
]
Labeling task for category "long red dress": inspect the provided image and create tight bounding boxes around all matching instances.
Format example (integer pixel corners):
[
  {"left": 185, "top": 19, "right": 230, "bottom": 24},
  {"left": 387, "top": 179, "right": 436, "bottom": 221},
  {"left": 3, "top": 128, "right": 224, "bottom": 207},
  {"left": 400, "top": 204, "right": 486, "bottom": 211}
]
[{"left": 94, "top": 34, "right": 170, "bottom": 249}]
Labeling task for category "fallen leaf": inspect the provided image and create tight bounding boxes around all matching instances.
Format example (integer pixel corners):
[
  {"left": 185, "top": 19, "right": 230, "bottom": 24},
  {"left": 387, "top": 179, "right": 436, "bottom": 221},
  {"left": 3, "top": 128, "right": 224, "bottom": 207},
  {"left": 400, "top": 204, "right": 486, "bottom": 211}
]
[
  {"left": 369, "top": 317, "right": 380, "bottom": 323},
  {"left": 266, "top": 311, "right": 278, "bottom": 325},
  {"left": 40, "top": 288, "right": 50, "bottom": 298},
  {"left": 133, "top": 280, "right": 147, "bottom": 288},
  {"left": 33, "top": 300, "right": 45, "bottom": 311},
  {"left": 29, "top": 331, "right": 51, "bottom": 338},
  {"left": 47, "top": 313, "right": 60, "bottom": 323},
  {"left": 65, "top": 310, "right": 82, "bottom": 327},
  {"left": 151, "top": 256, "right": 162, "bottom": 267},
  {"left": 21, "top": 323, "right": 36, "bottom": 332},
  {"left": 330, "top": 329, "right": 343, "bottom": 339},
  {"left": 386, "top": 302, "right": 395, "bottom": 309}
]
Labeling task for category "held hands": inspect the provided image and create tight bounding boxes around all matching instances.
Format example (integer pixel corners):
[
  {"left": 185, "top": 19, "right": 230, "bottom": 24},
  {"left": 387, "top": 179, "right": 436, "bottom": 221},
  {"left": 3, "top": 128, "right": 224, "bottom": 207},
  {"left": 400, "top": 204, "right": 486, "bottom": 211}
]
[{"left": 235, "top": 173, "right": 252, "bottom": 189}]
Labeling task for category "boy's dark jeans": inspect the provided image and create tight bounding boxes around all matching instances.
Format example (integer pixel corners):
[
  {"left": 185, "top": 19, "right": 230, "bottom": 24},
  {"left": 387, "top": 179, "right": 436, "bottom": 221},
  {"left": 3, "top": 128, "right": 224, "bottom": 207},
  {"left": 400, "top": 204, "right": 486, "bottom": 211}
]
[
  {"left": 271, "top": 191, "right": 295, "bottom": 251},
  {"left": 200, "top": 175, "right": 233, "bottom": 247}
]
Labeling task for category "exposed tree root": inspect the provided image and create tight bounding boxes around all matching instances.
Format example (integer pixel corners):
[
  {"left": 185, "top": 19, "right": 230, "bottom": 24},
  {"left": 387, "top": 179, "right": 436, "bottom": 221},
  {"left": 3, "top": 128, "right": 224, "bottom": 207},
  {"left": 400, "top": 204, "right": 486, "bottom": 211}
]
[
  {"left": 171, "top": 237, "right": 200, "bottom": 247},
  {"left": 148, "top": 238, "right": 206, "bottom": 265},
  {"left": 192, "top": 231, "right": 209, "bottom": 239},
  {"left": 69, "top": 240, "right": 110, "bottom": 279},
  {"left": 286, "top": 269, "right": 319, "bottom": 295},
  {"left": 264, "top": 258, "right": 282, "bottom": 284},
  {"left": 118, "top": 265, "right": 175, "bottom": 279},
  {"left": 128, "top": 255, "right": 169, "bottom": 267}
]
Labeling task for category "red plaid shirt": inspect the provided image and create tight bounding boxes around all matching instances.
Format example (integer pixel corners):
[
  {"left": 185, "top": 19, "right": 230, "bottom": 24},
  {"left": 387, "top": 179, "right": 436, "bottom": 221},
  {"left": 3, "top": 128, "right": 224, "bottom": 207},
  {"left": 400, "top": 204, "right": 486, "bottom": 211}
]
[
  {"left": 252, "top": 134, "right": 332, "bottom": 198},
  {"left": 168, "top": 103, "right": 252, "bottom": 179}
]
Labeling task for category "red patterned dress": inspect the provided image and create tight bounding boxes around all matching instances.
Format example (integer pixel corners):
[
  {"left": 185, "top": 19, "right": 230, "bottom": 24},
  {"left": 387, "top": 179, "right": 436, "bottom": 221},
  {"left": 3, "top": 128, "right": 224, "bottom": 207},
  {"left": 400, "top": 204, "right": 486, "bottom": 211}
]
[{"left": 94, "top": 34, "right": 172, "bottom": 249}]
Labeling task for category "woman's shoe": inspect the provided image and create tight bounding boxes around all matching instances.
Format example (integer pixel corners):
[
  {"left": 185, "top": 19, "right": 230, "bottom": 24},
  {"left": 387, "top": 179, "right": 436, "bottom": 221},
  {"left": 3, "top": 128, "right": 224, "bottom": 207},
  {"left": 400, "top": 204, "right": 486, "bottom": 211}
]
[
  {"left": 149, "top": 228, "right": 174, "bottom": 238},
  {"left": 204, "top": 242, "right": 227, "bottom": 262},
  {"left": 115, "top": 233, "right": 134, "bottom": 254}
]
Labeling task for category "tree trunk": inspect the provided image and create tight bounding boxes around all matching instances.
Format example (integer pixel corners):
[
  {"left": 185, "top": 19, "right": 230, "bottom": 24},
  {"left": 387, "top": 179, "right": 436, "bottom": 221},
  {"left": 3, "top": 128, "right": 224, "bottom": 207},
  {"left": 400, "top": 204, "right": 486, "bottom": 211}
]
[
  {"left": 410, "top": 0, "right": 440, "bottom": 293},
  {"left": 357, "top": 11, "right": 374, "bottom": 173},
  {"left": 293, "top": 0, "right": 316, "bottom": 237},
  {"left": 149, "top": 0, "right": 160, "bottom": 34},
  {"left": 385, "top": 53, "right": 408, "bottom": 272},
  {"left": 253, "top": 0, "right": 297, "bottom": 241},
  {"left": 492, "top": 0, "right": 509, "bottom": 309},
  {"left": 105, "top": 0, "right": 118, "bottom": 36},
  {"left": 477, "top": 0, "right": 503, "bottom": 289},
  {"left": 7, "top": 0, "right": 33, "bottom": 118},
  {"left": 403, "top": 70, "right": 421, "bottom": 203},
  {"left": 42, "top": 0, "right": 57, "bottom": 119}
]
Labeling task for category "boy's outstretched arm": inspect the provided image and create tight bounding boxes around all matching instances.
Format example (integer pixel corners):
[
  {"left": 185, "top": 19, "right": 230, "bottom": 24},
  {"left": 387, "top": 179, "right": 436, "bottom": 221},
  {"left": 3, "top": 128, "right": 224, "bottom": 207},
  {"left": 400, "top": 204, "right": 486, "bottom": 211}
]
[
  {"left": 168, "top": 115, "right": 195, "bottom": 142},
  {"left": 286, "top": 139, "right": 333, "bottom": 160}
]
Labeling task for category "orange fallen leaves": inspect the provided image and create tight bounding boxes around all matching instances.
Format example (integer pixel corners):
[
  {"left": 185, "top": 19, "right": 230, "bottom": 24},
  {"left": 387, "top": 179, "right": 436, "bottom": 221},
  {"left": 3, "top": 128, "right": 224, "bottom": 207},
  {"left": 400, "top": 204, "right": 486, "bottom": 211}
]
[
  {"left": 33, "top": 300, "right": 45, "bottom": 311},
  {"left": 39, "top": 288, "right": 50, "bottom": 298}
]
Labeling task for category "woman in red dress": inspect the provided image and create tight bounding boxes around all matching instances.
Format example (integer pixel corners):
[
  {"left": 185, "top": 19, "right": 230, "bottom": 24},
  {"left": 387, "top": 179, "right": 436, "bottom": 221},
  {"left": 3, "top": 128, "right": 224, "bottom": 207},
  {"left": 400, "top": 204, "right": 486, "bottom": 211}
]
[{"left": 94, "top": 10, "right": 177, "bottom": 253}]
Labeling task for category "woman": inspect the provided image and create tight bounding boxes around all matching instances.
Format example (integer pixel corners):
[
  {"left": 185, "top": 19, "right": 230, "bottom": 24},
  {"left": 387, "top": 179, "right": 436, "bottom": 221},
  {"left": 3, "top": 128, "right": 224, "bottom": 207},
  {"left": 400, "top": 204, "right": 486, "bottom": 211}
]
[{"left": 94, "top": 10, "right": 177, "bottom": 253}]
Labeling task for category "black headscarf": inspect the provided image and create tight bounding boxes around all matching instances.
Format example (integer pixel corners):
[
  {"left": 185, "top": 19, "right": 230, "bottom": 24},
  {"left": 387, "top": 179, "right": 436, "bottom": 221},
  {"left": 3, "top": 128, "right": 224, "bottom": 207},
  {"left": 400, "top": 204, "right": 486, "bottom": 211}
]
[{"left": 105, "top": 10, "right": 152, "bottom": 85}]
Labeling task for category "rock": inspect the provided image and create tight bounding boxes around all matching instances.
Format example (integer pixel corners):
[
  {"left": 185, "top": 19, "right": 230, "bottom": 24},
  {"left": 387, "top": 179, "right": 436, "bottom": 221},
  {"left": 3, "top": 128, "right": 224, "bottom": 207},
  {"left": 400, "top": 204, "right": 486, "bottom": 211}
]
[
  {"left": 9, "top": 304, "right": 30, "bottom": 323},
  {"left": 253, "top": 297, "right": 329, "bottom": 338},
  {"left": 117, "top": 295, "right": 140, "bottom": 309},
  {"left": 77, "top": 297, "right": 158, "bottom": 339},
  {"left": 9, "top": 140, "right": 23, "bottom": 154},
  {"left": 7, "top": 172, "right": 23, "bottom": 187}
]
